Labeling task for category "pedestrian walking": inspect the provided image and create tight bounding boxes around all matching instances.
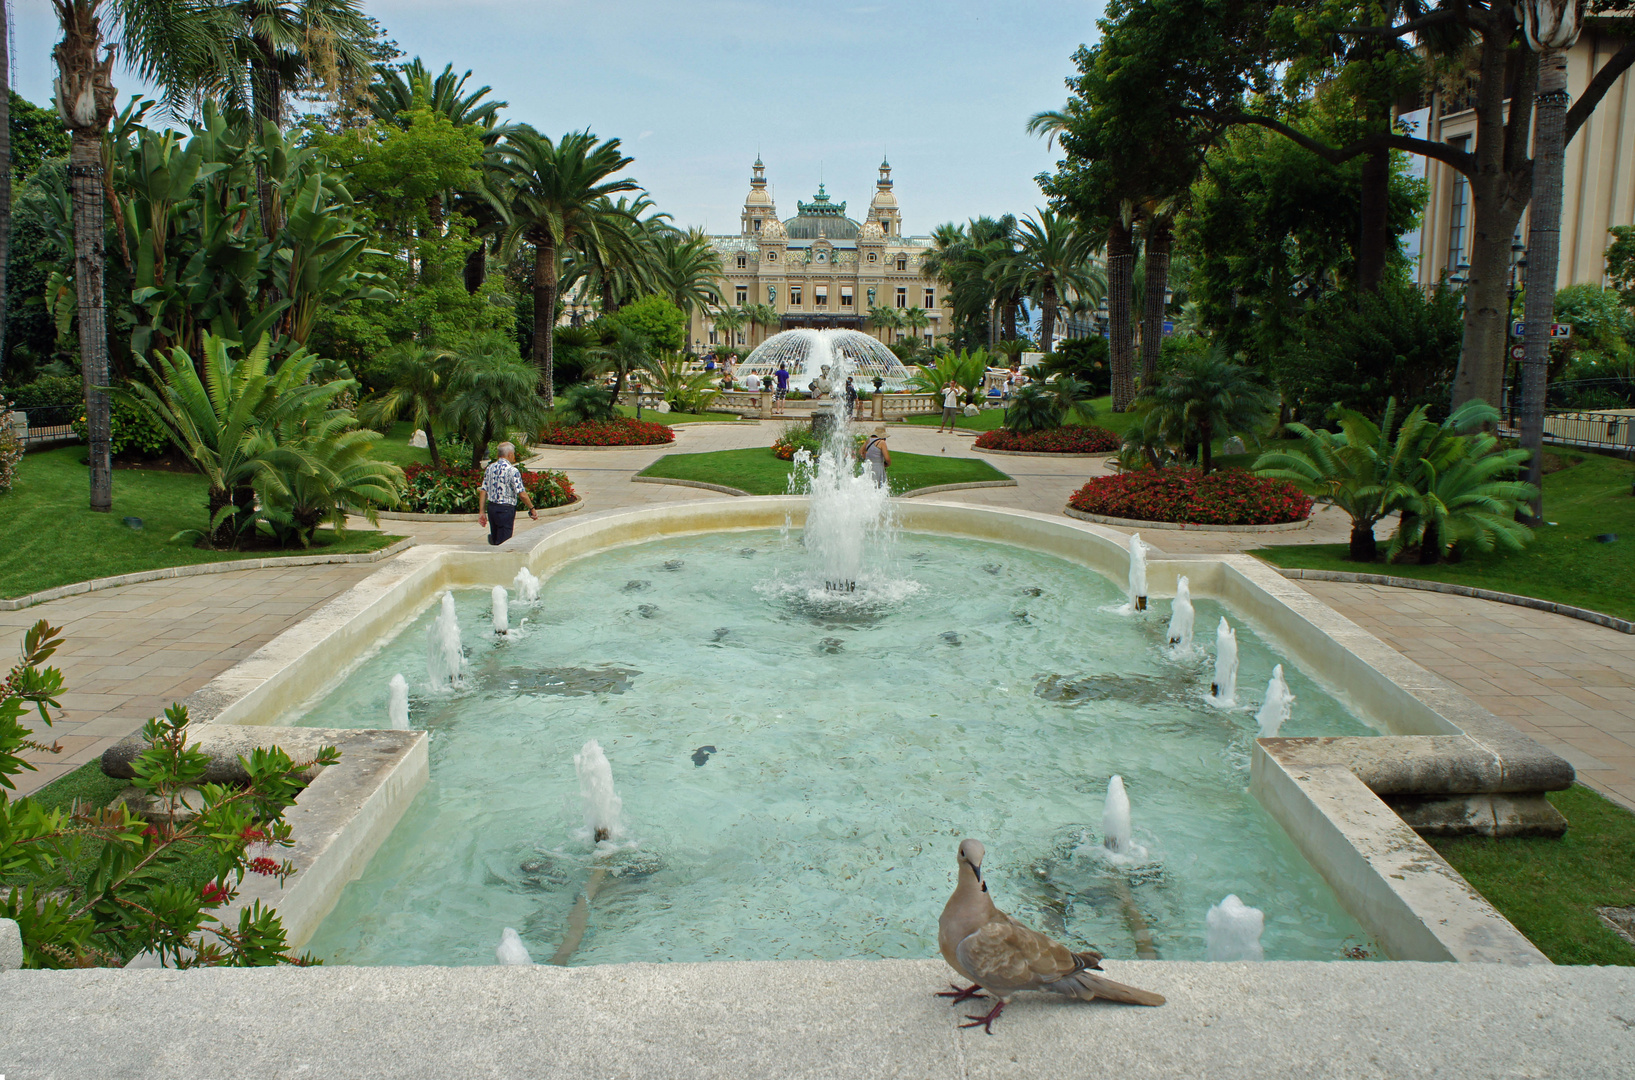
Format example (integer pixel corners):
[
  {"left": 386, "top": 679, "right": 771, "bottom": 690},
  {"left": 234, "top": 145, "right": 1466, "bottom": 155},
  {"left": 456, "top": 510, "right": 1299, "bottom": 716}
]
[
  {"left": 476, "top": 442, "right": 539, "bottom": 546},
  {"left": 938, "top": 381, "right": 961, "bottom": 433}
]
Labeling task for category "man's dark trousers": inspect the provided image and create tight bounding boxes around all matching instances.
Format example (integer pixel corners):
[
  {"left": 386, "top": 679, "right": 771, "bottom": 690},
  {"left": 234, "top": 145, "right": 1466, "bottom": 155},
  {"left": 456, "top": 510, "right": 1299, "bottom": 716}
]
[{"left": 488, "top": 502, "right": 517, "bottom": 545}]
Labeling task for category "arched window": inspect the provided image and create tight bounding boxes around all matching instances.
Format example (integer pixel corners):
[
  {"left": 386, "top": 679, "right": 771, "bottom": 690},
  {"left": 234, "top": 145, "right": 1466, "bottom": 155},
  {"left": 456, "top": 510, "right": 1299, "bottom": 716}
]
[
  {"left": 736, "top": 254, "right": 747, "bottom": 269},
  {"left": 896, "top": 256, "right": 908, "bottom": 272}
]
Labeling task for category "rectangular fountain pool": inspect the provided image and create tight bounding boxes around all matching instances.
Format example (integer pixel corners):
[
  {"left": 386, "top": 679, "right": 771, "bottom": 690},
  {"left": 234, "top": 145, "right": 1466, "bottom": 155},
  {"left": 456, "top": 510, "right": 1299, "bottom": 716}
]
[{"left": 287, "top": 530, "right": 1380, "bottom": 966}]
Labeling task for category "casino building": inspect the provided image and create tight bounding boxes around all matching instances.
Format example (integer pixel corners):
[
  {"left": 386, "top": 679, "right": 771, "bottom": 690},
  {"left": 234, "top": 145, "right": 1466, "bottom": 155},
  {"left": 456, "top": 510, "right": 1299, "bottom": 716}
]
[{"left": 691, "top": 158, "right": 941, "bottom": 351}]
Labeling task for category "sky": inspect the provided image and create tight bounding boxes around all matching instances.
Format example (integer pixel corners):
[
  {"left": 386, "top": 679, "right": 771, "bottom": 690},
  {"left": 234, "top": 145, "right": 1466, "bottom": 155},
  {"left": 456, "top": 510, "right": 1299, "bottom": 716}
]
[{"left": 8, "top": 0, "right": 1107, "bottom": 235}]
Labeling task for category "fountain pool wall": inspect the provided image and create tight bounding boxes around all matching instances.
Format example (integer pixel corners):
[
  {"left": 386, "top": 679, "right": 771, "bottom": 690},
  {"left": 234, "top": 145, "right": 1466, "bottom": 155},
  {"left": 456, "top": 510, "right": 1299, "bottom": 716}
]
[{"left": 173, "top": 498, "right": 1570, "bottom": 963}]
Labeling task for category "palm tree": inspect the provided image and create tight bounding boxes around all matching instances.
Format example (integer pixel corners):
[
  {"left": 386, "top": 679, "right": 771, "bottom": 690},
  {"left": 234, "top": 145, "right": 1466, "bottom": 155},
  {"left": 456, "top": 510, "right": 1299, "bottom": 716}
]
[
  {"left": 866, "top": 304, "right": 904, "bottom": 344},
  {"left": 589, "top": 323, "right": 658, "bottom": 412},
  {"left": 494, "top": 128, "right": 638, "bottom": 403},
  {"left": 1137, "top": 354, "right": 1275, "bottom": 475},
  {"left": 358, "top": 344, "right": 457, "bottom": 467},
  {"left": 1002, "top": 210, "right": 1104, "bottom": 354},
  {"left": 711, "top": 305, "right": 748, "bottom": 353},
  {"left": 369, "top": 58, "right": 507, "bottom": 134},
  {"left": 442, "top": 331, "right": 549, "bottom": 467},
  {"left": 901, "top": 306, "right": 932, "bottom": 344},
  {"left": 52, "top": 0, "right": 119, "bottom": 512},
  {"left": 652, "top": 227, "right": 723, "bottom": 328},
  {"left": 560, "top": 194, "right": 660, "bottom": 315},
  {"left": 741, "top": 301, "right": 778, "bottom": 346}
]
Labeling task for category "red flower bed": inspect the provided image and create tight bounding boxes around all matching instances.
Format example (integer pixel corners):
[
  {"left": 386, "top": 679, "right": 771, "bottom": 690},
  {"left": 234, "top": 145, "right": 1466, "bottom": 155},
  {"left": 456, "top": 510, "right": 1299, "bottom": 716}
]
[
  {"left": 975, "top": 425, "right": 1120, "bottom": 453},
  {"left": 402, "top": 463, "right": 576, "bottom": 514},
  {"left": 539, "top": 417, "right": 675, "bottom": 446},
  {"left": 1068, "top": 469, "right": 1312, "bottom": 526}
]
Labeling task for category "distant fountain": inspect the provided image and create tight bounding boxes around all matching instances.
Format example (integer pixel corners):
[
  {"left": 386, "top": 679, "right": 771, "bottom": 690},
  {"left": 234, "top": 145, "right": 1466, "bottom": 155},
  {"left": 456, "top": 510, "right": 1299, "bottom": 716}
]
[
  {"left": 1208, "top": 617, "right": 1238, "bottom": 707},
  {"left": 1103, "top": 775, "right": 1133, "bottom": 855},
  {"left": 574, "top": 739, "right": 622, "bottom": 844},
  {"left": 1256, "top": 664, "right": 1294, "bottom": 737},
  {"left": 1167, "top": 575, "right": 1194, "bottom": 649},
  {"left": 388, "top": 673, "right": 410, "bottom": 730},
  {"left": 513, "top": 567, "right": 540, "bottom": 603},
  {"left": 426, "top": 593, "right": 463, "bottom": 690},
  {"left": 741, "top": 328, "right": 906, "bottom": 389},
  {"left": 1205, "top": 895, "right": 1265, "bottom": 961},
  {"left": 495, "top": 927, "right": 533, "bottom": 965},
  {"left": 1126, "top": 533, "right": 1148, "bottom": 611},
  {"left": 491, "top": 586, "right": 509, "bottom": 635}
]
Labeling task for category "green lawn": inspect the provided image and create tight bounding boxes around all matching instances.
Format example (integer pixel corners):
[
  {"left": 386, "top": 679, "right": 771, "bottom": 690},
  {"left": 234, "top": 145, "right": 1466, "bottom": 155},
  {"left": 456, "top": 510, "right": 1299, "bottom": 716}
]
[
  {"left": 1430, "top": 785, "right": 1635, "bottom": 965},
  {"left": 901, "top": 406, "right": 1008, "bottom": 432},
  {"left": 1253, "top": 450, "right": 1635, "bottom": 621},
  {"left": 369, "top": 421, "right": 435, "bottom": 469},
  {"left": 0, "top": 446, "right": 401, "bottom": 599},
  {"left": 637, "top": 446, "right": 1011, "bottom": 496}
]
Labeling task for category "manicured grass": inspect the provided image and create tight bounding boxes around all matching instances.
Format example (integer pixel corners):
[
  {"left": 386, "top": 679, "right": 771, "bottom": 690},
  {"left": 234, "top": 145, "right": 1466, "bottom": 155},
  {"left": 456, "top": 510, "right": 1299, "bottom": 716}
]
[
  {"left": 637, "top": 446, "right": 1011, "bottom": 496},
  {"left": 369, "top": 421, "right": 435, "bottom": 469},
  {"left": 1429, "top": 785, "right": 1635, "bottom": 965},
  {"left": 0, "top": 446, "right": 402, "bottom": 599},
  {"left": 901, "top": 407, "right": 1008, "bottom": 432},
  {"left": 1252, "top": 450, "right": 1635, "bottom": 621},
  {"left": 16, "top": 758, "right": 128, "bottom": 811}
]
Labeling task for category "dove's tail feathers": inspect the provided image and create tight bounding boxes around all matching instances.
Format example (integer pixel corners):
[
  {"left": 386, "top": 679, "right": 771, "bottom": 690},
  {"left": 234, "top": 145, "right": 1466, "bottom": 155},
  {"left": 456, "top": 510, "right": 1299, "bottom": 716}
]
[
  {"left": 1051, "top": 970, "right": 1166, "bottom": 1007},
  {"left": 1071, "top": 949, "right": 1105, "bottom": 971}
]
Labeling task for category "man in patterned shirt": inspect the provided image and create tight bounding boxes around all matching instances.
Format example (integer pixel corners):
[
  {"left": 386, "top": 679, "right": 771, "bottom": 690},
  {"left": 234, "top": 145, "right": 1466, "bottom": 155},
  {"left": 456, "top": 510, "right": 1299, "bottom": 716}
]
[{"left": 476, "top": 442, "right": 538, "bottom": 545}]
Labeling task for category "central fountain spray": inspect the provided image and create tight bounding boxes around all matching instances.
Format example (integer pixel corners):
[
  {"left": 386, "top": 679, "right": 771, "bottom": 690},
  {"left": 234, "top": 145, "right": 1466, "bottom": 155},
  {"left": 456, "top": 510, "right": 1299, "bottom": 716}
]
[
  {"left": 790, "top": 345, "right": 894, "bottom": 594},
  {"left": 1208, "top": 617, "right": 1238, "bottom": 707}
]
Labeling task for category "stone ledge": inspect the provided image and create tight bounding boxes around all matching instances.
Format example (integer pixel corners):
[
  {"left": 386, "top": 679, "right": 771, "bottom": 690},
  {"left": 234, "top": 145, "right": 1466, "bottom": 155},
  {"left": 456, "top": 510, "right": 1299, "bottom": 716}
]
[
  {"left": 898, "top": 479, "right": 1019, "bottom": 498},
  {"left": 1272, "top": 566, "right": 1635, "bottom": 634},
  {"left": 972, "top": 445, "right": 1109, "bottom": 458},
  {"left": 0, "top": 537, "right": 416, "bottom": 612},
  {"left": 630, "top": 475, "right": 751, "bottom": 497},
  {"left": 533, "top": 440, "right": 676, "bottom": 451},
  {"left": 1065, "top": 507, "right": 1313, "bottom": 533},
  {"left": 4, "top": 960, "right": 1633, "bottom": 1079}
]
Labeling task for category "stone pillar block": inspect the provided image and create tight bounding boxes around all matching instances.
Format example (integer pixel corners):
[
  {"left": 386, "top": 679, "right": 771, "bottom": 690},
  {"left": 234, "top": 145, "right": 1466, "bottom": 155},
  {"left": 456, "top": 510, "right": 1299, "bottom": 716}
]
[{"left": 0, "top": 916, "right": 21, "bottom": 971}]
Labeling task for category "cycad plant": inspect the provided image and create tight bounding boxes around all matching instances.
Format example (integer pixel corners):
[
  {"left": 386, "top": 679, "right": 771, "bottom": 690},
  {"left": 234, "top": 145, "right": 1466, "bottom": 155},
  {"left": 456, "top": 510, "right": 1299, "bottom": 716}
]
[
  {"left": 122, "top": 335, "right": 350, "bottom": 547},
  {"left": 442, "top": 331, "right": 548, "bottom": 466},
  {"left": 1004, "top": 376, "right": 1096, "bottom": 434},
  {"left": 1387, "top": 406, "right": 1537, "bottom": 563},
  {"left": 1254, "top": 399, "right": 1439, "bottom": 562},
  {"left": 908, "top": 348, "right": 989, "bottom": 400},
  {"left": 260, "top": 412, "right": 402, "bottom": 547},
  {"left": 650, "top": 352, "right": 718, "bottom": 414},
  {"left": 1136, "top": 353, "right": 1275, "bottom": 474}
]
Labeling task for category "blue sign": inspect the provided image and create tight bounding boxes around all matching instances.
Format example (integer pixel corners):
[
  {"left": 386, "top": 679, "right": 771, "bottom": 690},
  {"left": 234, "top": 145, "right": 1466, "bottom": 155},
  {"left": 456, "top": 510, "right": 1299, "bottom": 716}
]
[{"left": 1513, "top": 321, "right": 1573, "bottom": 339}]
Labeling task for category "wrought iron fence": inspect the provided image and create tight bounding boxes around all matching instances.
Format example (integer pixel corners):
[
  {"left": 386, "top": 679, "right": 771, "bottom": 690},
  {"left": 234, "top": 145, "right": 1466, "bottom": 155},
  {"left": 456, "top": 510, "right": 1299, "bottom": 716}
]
[
  {"left": 8, "top": 404, "right": 81, "bottom": 447},
  {"left": 1535, "top": 410, "right": 1635, "bottom": 453}
]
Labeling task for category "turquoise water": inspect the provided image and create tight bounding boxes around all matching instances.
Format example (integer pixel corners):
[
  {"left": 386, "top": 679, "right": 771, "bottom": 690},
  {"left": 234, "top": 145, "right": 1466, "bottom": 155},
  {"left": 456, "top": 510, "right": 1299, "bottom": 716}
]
[{"left": 296, "top": 530, "right": 1379, "bottom": 966}]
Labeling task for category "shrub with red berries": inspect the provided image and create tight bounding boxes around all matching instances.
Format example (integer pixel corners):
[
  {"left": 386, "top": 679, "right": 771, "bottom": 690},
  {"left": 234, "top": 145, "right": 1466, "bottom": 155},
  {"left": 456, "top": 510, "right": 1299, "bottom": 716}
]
[
  {"left": 975, "top": 425, "right": 1120, "bottom": 454},
  {"left": 539, "top": 417, "right": 675, "bottom": 447},
  {"left": 401, "top": 463, "right": 575, "bottom": 515}
]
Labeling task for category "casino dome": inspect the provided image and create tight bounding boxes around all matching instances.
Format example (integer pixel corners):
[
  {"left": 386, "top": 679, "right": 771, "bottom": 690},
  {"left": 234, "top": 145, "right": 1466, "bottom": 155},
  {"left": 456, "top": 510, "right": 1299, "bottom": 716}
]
[{"left": 783, "top": 184, "right": 862, "bottom": 241}]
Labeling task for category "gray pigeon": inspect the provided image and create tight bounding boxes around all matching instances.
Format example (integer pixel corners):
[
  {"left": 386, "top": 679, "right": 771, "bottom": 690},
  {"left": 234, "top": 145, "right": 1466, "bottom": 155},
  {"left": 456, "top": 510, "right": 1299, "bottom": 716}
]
[{"left": 938, "top": 839, "right": 1164, "bottom": 1032}]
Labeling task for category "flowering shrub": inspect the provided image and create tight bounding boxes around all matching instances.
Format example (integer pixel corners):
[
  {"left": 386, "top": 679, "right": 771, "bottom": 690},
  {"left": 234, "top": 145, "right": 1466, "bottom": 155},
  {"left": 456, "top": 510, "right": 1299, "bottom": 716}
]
[
  {"left": 1069, "top": 468, "right": 1312, "bottom": 525},
  {"left": 401, "top": 463, "right": 575, "bottom": 514},
  {"left": 976, "top": 425, "right": 1120, "bottom": 453},
  {"left": 539, "top": 417, "right": 675, "bottom": 446},
  {"left": 0, "top": 398, "right": 21, "bottom": 495}
]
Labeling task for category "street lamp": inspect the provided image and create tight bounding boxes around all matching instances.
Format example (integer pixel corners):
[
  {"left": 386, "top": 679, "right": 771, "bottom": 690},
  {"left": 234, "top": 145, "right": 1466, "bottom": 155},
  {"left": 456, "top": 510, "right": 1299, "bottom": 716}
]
[{"left": 1517, "top": 0, "right": 1586, "bottom": 525}]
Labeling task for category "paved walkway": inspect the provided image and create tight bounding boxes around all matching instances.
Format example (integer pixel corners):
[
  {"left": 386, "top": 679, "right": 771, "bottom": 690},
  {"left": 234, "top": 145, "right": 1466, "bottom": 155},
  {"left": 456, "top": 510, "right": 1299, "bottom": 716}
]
[{"left": 8, "top": 420, "right": 1633, "bottom": 816}]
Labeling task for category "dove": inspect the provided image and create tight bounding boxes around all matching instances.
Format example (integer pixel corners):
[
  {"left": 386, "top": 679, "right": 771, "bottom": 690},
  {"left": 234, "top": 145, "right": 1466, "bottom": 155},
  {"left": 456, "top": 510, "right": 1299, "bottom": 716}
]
[
  {"left": 495, "top": 927, "right": 533, "bottom": 965},
  {"left": 938, "top": 838, "right": 1165, "bottom": 1033}
]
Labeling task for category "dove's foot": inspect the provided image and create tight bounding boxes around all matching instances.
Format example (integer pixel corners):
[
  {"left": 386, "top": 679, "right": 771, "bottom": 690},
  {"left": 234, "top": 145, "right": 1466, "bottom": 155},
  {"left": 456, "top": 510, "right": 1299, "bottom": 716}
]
[
  {"left": 936, "top": 983, "right": 987, "bottom": 1004},
  {"left": 959, "top": 1000, "right": 1006, "bottom": 1034}
]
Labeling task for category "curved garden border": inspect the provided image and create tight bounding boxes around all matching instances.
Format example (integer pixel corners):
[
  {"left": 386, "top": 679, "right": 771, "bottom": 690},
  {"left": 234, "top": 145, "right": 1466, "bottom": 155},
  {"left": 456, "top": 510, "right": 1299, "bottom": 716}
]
[
  {"left": 630, "top": 476, "right": 750, "bottom": 497},
  {"left": 1064, "top": 506, "right": 1312, "bottom": 533},
  {"left": 0, "top": 537, "right": 417, "bottom": 612},
  {"left": 1274, "top": 566, "right": 1635, "bottom": 634},
  {"left": 898, "top": 479, "right": 1018, "bottom": 498},
  {"left": 532, "top": 440, "right": 676, "bottom": 452},
  {"left": 630, "top": 477, "right": 1019, "bottom": 499},
  {"left": 973, "top": 445, "right": 1107, "bottom": 459},
  {"left": 367, "top": 496, "right": 585, "bottom": 526}
]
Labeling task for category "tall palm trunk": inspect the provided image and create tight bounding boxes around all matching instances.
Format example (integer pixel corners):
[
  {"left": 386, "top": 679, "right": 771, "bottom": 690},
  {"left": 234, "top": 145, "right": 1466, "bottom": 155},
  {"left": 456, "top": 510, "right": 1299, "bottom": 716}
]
[
  {"left": 251, "top": 41, "right": 284, "bottom": 241},
  {"left": 70, "top": 129, "right": 111, "bottom": 511},
  {"left": 464, "top": 239, "right": 487, "bottom": 294},
  {"left": 1107, "top": 220, "right": 1136, "bottom": 411},
  {"left": 533, "top": 234, "right": 557, "bottom": 404},
  {"left": 1002, "top": 297, "right": 1017, "bottom": 341},
  {"left": 0, "top": 0, "right": 11, "bottom": 374},
  {"left": 1140, "top": 218, "right": 1172, "bottom": 388},
  {"left": 1519, "top": 46, "right": 1570, "bottom": 524},
  {"left": 1039, "top": 280, "right": 1058, "bottom": 359}
]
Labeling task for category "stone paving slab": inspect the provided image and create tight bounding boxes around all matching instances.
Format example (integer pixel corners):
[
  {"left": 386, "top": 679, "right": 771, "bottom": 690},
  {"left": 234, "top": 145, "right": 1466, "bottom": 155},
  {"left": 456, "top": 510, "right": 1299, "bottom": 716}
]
[{"left": 1, "top": 959, "right": 1631, "bottom": 1079}]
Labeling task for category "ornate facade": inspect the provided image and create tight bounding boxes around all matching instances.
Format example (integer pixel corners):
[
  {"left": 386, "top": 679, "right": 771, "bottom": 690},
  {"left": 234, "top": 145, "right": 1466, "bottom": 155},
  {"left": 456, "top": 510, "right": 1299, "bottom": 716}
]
[{"left": 690, "top": 158, "right": 941, "bottom": 351}]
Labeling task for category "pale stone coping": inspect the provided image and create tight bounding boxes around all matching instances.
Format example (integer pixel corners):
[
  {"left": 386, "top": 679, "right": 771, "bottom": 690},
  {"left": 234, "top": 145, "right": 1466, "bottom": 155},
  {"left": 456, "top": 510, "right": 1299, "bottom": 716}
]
[
  {"left": 631, "top": 475, "right": 751, "bottom": 497},
  {"left": 666, "top": 420, "right": 762, "bottom": 427},
  {"left": 1065, "top": 506, "right": 1313, "bottom": 533},
  {"left": 177, "top": 499, "right": 1571, "bottom": 964},
  {"left": 0, "top": 537, "right": 416, "bottom": 612},
  {"left": 898, "top": 479, "right": 1018, "bottom": 497},
  {"left": 972, "top": 445, "right": 1109, "bottom": 458},
  {"left": 7, "top": 960, "right": 1634, "bottom": 1078},
  {"left": 1274, "top": 566, "right": 1635, "bottom": 634},
  {"left": 368, "top": 496, "right": 583, "bottom": 524}
]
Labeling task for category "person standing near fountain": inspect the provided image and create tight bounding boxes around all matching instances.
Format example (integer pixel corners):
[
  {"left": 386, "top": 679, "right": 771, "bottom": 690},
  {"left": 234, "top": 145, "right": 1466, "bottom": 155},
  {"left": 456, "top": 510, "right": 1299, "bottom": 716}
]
[
  {"left": 476, "top": 442, "right": 539, "bottom": 546},
  {"left": 858, "top": 426, "right": 891, "bottom": 487},
  {"left": 774, "top": 362, "right": 790, "bottom": 415},
  {"left": 845, "top": 377, "right": 859, "bottom": 419},
  {"left": 938, "top": 381, "right": 961, "bottom": 433}
]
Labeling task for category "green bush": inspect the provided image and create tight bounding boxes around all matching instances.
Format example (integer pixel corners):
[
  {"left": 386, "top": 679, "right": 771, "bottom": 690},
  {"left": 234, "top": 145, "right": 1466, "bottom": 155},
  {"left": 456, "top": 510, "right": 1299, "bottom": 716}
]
[
  {"left": 0, "top": 399, "right": 21, "bottom": 494},
  {"left": 1, "top": 375, "right": 82, "bottom": 411},
  {"left": 72, "top": 393, "right": 172, "bottom": 460}
]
